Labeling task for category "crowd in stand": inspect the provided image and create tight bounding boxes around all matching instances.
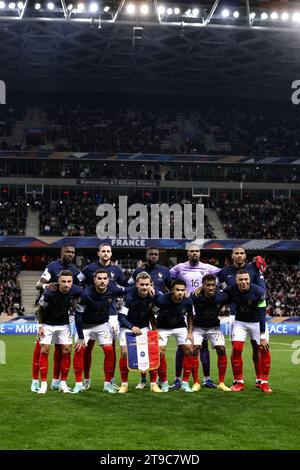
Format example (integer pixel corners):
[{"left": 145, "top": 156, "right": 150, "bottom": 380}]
[
  {"left": 215, "top": 196, "right": 300, "bottom": 240},
  {"left": 0, "top": 201, "right": 27, "bottom": 236},
  {"left": 0, "top": 258, "right": 24, "bottom": 316},
  {"left": 1, "top": 103, "right": 300, "bottom": 160},
  {"left": 266, "top": 265, "right": 300, "bottom": 317}
]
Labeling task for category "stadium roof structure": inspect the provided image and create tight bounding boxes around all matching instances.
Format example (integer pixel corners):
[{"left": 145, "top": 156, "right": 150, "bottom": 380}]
[{"left": 0, "top": 0, "right": 300, "bottom": 99}]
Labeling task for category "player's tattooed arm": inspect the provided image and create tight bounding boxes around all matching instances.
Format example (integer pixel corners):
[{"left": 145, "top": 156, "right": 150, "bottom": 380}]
[{"left": 149, "top": 313, "right": 157, "bottom": 330}]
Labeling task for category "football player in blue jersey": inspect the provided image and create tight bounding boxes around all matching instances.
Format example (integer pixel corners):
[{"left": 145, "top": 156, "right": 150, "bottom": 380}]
[
  {"left": 79, "top": 243, "right": 128, "bottom": 390},
  {"left": 31, "top": 244, "right": 80, "bottom": 393}
]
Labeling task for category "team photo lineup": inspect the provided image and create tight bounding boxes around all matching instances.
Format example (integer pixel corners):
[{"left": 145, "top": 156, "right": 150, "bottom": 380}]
[{"left": 31, "top": 243, "right": 271, "bottom": 395}]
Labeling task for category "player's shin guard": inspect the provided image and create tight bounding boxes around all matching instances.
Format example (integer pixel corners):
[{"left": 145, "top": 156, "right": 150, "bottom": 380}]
[
  {"left": 39, "top": 352, "right": 49, "bottom": 382},
  {"left": 73, "top": 349, "right": 84, "bottom": 383},
  {"left": 149, "top": 369, "right": 158, "bottom": 384},
  {"left": 252, "top": 349, "right": 261, "bottom": 380},
  {"left": 200, "top": 339, "right": 210, "bottom": 377},
  {"left": 32, "top": 340, "right": 41, "bottom": 380},
  {"left": 103, "top": 345, "right": 114, "bottom": 382},
  {"left": 60, "top": 352, "right": 71, "bottom": 381},
  {"left": 191, "top": 355, "right": 200, "bottom": 384},
  {"left": 83, "top": 339, "right": 95, "bottom": 380},
  {"left": 259, "top": 349, "right": 271, "bottom": 382},
  {"left": 53, "top": 344, "right": 62, "bottom": 380},
  {"left": 231, "top": 341, "right": 244, "bottom": 381},
  {"left": 119, "top": 356, "right": 129, "bottom": 383},
  {"left": 217, "top": 354, "right": 227, "bottom": 384},
  {"left": 182, "top": 355, "right": 193, "bottom": 382},
  {"left": 112, "top": 339, "right": 117, "bottom": 378},
  {"left": 175, "top": 347, "right": 184, "bottom": 378},
  {"left": 158, "top": 354, "right": 167, "bottom": 382}
]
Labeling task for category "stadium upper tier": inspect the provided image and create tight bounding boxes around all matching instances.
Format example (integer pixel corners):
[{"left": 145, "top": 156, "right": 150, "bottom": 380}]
[{"left": 1, "top": 104, "right": 300, "bottom": 168}]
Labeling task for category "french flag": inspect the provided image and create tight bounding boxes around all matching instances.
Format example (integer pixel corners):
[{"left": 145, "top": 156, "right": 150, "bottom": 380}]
[{"left": 126, "top": 330, "right": 160, "bottom": 372}]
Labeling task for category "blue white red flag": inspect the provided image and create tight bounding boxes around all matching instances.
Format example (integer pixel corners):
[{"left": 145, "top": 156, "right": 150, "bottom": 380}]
[{"left": 126, "top": 330, "right": 160, "bottom": 372}]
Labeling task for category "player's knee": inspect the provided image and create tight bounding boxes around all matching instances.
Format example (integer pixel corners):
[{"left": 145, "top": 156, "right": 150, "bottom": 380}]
[
  {"left": 40, "top": 345, "right": 49, "bottom": 354},
  {"left": 62, "top": 345, "right": 72, "bottom": 354},
  {"left": 193, "top": 346, "right": 200, "bottom": 356},
  {"left": 216, "top": 346, "right": 226, "bottom": 356}
]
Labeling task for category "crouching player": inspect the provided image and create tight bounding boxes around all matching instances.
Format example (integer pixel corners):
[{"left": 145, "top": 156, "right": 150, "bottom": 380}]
[
  {"left": 154, "top": 279, "right": 194, "bottom": 392},
  {"left": 36, "top": 270, "right": 82, "bottom": 394},
  {"left": 191, "top": 274, "right": 231, "bottom": 392},
  {"left": 225, "top": 270, "right": 272, "bottom": 393},
  {"left": 118, "top": 272, "right": 162, "bottom": 393}
]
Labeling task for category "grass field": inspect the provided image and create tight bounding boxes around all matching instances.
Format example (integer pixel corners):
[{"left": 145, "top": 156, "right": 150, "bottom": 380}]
[{"left": 0, "top": 335, "right": 300, "bottom": 450}]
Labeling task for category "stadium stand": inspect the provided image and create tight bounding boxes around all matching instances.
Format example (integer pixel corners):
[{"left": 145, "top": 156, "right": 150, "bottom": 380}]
[
  {"left": 0, "top": 200, "right": 28, "bottom": 236},
  {"left": 0, "top": 258, "right": 24, "bottom": 316}
]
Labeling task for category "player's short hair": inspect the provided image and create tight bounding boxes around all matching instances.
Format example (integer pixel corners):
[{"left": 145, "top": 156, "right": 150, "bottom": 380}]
[
  {"left": 232, "top": 245, "right": 246, "bottom": 253},
  {"left": 171, "top": 279, "right": 186, "bottom": 289},
  {"left": 202, "top": 274, "right": 217, "bottom": 284},
  {"left": 59, "top": 270, "right": 73, "bottom": 278},
  {"left": 94, "top": 269, "right": 109, "bottom": 278},
  {"left": 136, "top": 271, "right": 152, "bottom": 282},
  {"left": 61, "top": 244, "right": 75, "bottom": 251},
  {"left": 236, "top": 269, "right": 249, "bottom": 277},
  {"left": 186, "top": 242, "right": 200, "bottom": 252},
  {"left": 146, "top": 246, "right": 159, "bottom": 253},
  {"left": 98, "top": 243, "right": 112, "bottom": 251}
]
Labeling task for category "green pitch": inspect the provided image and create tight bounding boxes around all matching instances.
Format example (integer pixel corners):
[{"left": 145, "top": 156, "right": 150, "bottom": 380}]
[{"left": 0, "top": 335, "right": 300, "bottom": 450}]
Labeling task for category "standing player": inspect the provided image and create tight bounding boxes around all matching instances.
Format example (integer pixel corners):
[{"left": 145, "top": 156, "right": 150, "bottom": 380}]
[
  {"left": 154, "top": 279, "right": 194, "bottom": 392},
  {"left": 79, "top": 243, "right": 128, "bottom": 390},
  {"left": 118, "top": 272, "right": 162, "bottom": 393},
  {"left": 217, "top": 246, "right": 266, "bottom": 387},
  {"left": 36, "top": 270, "right": 81, "bottom": 394},
  {"left": 129, "top": 247, "right": 171, "bottom": 389},
  {"left": 169, "top": 243, "right": 220, "bottom": 389},
  {"left": 191, "top": 274, "right": 231, "bottom": 391},
  {"left": 72, "top": 269, "right": 129, "bottom": 394},
  {"left": 225, "top": 270, "right": 272, "bottom": 393},
  {"left": 31, "top": 244, "right": 81, "bottom": 392}
]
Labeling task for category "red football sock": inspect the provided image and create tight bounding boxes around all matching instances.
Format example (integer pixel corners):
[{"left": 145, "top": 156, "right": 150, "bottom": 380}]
[
  {"left": 60, "top": 352, "right": 71, "bottom": 381},
  {"left": 158, "top": 354, "right": 167, "bottom": 382},
  {"left": 32, "top": 340, "right": 40, "bottom": 380},
  {"left": 217, "top": 354, "right": 227, "bottom": 383},
  {"left": 103, "top": 345, "right": 114, "bottom": 382},
  {"left": 259, "top": 349, "right": 271, "bottom": 382},
  {"left": 53, "top": 344, "right": 62, "bottom": 380},
  {"left": 149, "top": 369, "right": 158, "bottom": 383},
  {"left": 141, "top": 372, "right": 147, "bottom": 380},
  {"left": 182, "top": 355, "right": 193, "bottom": 382},
  {"left": 119, "top": 356, "right": 129, "bottom": 383},
  {"left": 192, "top": 355, "right": 200, "bottom": 384},
  {"left": 231, "top": 341, "right": 244, "bottom": 381},
  {"left": 84, "top": 339, "right": 95, "bottom": 380},
  {"left": 39, "top": 351, "right": 49, "bottom": 382},
  {"left": 73, "top": 348, "right": 84, "bottom": 383}
]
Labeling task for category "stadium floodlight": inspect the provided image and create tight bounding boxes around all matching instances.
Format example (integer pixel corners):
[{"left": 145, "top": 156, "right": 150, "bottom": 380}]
[
  {"left": 270, "top": 12, "right": 278, "bottom": 20},
  {"left": 233, "top": 11, "right": 239, "bottom": 19},
  {"left": 17, "top": 1, "right": 23, "bottom": 8},
  {"left": 103, "top": 5, "right": 110, "bottom": 12},
  {"left": 249, "top": 12, "right": 256, "bottom": 20},
  {"left": 174, "top": 7, "right": 180, "bottom": 15},
  {"left": 157, "top": 5, "right": 165, "bottom": 15},
  {"left": 281, "top": 12, "right": 289, "bottom": 21},
  {"left": 140, "top": 4, "right": 149, "bottom": 15},
  {"left": 0, "top": 1, "right": 5, "bottom": 9},
  {"left": 34, "top": 2, "right": 41, "bottom": 9},
  {"left": 221, "top": 9, "right": 230, "bottom": 18},
  {"left": 47, "top": 2, "right": 55, "bottom": 9},
  {"left": 67, "top": 3, "right": 73, "bottom": 10},
  {"left": 8, "top": 1, "right": 15, "bottom": 7},
  {"left": 166, "top": 7, "right": 172, "bottom": 15},
  {"left": 77, "top": 2, "right": 85, "bottom": 12},
  {"left": 192, "top": 8, "right": 199, "bottom": 17},
  {"left": 89, "top": 2, "right": 98, "bottom": 12},
  {"left": 260, "top": 12, "right": 268, "bottom": 20},
  {"left": 126, "top": 3, "right": 135, "bottom": 14},
  {"left": 292, "top": 12, "right": 300, "bottom": 22}
]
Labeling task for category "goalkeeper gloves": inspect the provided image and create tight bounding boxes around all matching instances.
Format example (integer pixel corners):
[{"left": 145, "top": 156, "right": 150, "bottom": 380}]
[{"left": 252, "top": 256, "right": 267, "bottom": 274}]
